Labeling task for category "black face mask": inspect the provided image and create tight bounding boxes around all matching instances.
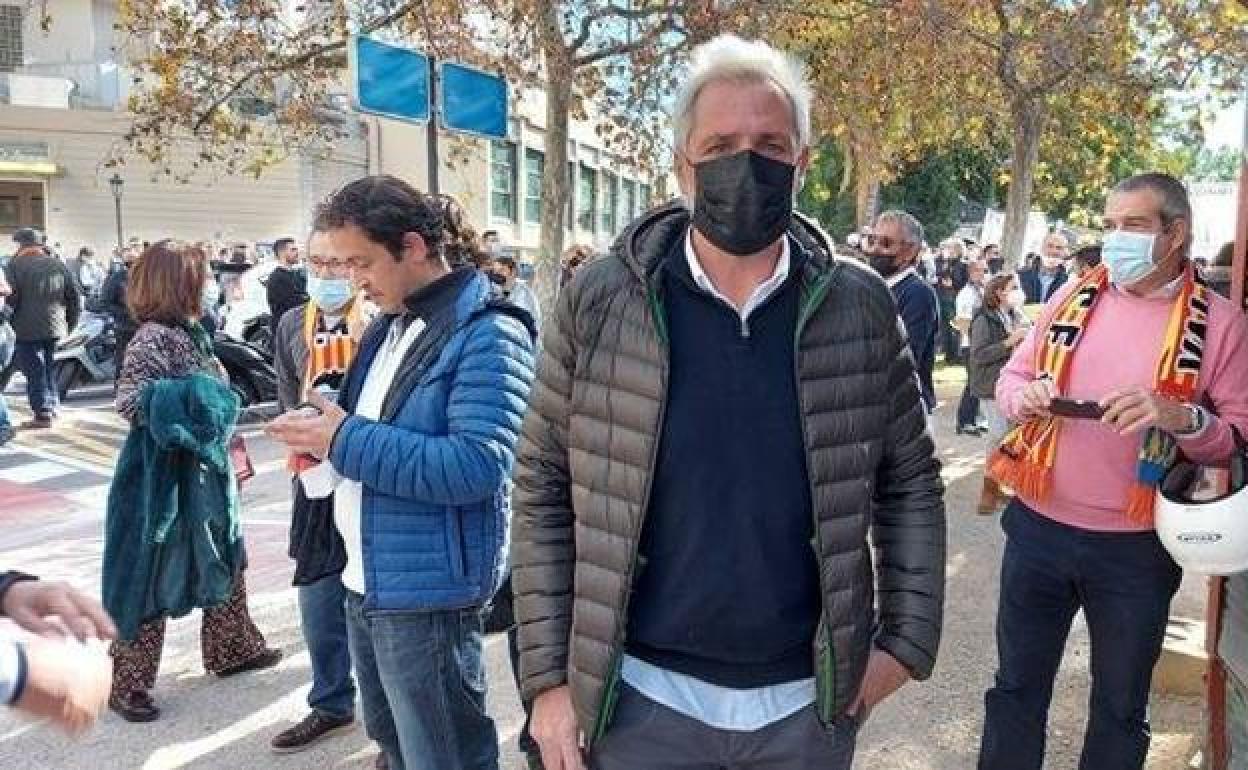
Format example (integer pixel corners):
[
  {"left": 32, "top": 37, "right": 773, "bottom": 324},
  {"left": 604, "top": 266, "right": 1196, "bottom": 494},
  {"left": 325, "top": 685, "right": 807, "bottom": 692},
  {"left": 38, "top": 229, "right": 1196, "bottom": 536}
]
[
  {"left": 869, "top": 255, "right": 900, "bottom": 278},
  {"left": 486, "top": 270, "right": 507, "bottom": 286},
  {"left": 692, "top": 150, "right": 795, "bottom": 256}
]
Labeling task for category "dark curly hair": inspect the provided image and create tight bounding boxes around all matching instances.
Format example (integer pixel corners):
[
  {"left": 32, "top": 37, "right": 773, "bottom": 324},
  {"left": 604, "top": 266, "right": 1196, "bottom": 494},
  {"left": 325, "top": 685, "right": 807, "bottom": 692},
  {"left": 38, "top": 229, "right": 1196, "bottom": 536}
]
[{"left": 321, "top": 175, "right": 461, "bottom": 263}]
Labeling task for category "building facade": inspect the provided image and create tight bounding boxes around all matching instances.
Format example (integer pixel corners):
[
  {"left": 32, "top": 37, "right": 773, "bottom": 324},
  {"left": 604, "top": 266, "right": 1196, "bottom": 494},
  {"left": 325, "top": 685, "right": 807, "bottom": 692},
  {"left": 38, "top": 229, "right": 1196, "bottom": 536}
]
[{"left": 2, "top": 0, "right": 662, "bottom": 262}]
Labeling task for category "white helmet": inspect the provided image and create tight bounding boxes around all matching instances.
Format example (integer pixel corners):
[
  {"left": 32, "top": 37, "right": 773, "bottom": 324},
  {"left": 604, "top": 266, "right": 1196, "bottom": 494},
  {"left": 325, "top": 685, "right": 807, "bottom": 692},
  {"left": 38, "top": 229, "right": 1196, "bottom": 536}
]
[{"left": 1155, "top": 439, "right": 1248, "bottom": 576}]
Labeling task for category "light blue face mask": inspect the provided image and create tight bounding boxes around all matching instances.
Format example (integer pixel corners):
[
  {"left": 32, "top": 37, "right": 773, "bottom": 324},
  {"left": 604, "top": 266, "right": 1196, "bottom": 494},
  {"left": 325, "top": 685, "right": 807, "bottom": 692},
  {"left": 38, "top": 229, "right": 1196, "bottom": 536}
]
[
  {"left": 1101, "top": 230, "right": 1159, "bottom": 287},
  {"left": 307, "top": 274, "right": 354, "bottom": 312}
]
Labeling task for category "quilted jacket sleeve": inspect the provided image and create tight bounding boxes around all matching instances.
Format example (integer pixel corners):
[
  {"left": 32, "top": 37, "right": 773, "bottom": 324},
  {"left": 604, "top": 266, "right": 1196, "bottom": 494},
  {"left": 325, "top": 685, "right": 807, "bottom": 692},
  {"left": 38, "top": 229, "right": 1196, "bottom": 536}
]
[
  {"left": 872, "top": 314, "right": 947, "bottom": 681},
  {"left": 329, "top": 314, "right": 535, "bottom": 505},
  {"left": 510, "top": 277, "right": 579, "bottom": 702}
]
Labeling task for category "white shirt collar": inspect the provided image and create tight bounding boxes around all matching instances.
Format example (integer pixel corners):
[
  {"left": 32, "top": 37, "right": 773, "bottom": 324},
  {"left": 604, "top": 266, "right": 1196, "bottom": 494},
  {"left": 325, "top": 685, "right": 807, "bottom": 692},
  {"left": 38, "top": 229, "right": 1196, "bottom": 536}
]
[
  {"left": 684, "top": 230, "right": 790, "bottom": 321},
  {"left": 886, "top": 266, "right": 916, "bottom": 289}
]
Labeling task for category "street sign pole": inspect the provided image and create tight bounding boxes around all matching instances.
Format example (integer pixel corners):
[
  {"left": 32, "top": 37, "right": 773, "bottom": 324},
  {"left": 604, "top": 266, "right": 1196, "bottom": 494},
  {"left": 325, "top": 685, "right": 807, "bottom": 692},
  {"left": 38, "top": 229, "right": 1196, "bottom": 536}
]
[{"left": 428, "top": 56, "right": 440, "bottom": 196}]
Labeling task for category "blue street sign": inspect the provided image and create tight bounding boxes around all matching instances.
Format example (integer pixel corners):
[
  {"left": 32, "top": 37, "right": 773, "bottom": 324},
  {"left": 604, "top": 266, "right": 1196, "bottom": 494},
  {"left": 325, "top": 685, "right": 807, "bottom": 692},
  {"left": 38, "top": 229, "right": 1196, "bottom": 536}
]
[
  {"left": 351, "top": 36, "right": 430, "bottom": 123},
  {"left": 439, "top": 61, "right": 509, "bottom": 139}
]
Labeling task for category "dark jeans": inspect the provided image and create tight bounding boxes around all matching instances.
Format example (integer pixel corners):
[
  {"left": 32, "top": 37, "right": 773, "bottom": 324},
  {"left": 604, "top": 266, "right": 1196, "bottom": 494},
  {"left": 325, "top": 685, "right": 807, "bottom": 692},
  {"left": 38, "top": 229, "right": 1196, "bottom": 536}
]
[
  {"left": 593, "top": 684, "right": 858, "bottom": 770},
  {"left": 957, "top": 383, "right": 981, "bottom": 428},
  {"left": 297, "top": 574, "right": 355, "bottom": 719},
  {"left": 13, "top": 339, "right": 58, "bottom": 418},
  {"left": 345, "top": 593, "right": 499, "bottom": 770},
  {"left": 979, "top": 501, "right": 1182, "bottom": 770}
]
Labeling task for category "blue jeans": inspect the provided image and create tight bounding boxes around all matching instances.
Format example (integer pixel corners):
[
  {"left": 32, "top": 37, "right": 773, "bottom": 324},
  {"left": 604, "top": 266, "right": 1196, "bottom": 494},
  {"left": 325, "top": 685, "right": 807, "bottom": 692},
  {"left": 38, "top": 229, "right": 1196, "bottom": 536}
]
[
  {"left": 297, "top": 574, "right": 355, "bottom": 719},
  {"left": 345, "top": 593, "right": 499, "bottom": 770},
  {"left": 13, "top": 339, "right": 58, "bottom": 418},
  {"left": 979, "top": 501, "right": 1181, "bottom": 770}
]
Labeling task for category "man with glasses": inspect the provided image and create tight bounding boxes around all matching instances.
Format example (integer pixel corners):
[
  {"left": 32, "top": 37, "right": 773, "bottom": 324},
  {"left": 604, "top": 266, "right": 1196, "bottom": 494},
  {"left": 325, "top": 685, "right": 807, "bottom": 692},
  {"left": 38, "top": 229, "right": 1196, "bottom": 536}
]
[
  {"left": 270, "top": 223, "right": 366, "bottom": 756},
  {"left": 864, "top": 211, "right": 940, "bottom": 411}
]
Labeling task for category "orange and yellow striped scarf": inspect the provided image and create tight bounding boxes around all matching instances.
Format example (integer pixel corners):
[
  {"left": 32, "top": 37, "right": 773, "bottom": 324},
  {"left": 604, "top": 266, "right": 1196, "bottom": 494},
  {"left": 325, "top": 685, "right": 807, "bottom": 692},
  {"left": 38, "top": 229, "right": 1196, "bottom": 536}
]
[
  {"left": 988, "top": 263, "right": 1208, "bottom": 525},
  {"left": 301, "top": 300, "right": 363, "bottom": 402}
]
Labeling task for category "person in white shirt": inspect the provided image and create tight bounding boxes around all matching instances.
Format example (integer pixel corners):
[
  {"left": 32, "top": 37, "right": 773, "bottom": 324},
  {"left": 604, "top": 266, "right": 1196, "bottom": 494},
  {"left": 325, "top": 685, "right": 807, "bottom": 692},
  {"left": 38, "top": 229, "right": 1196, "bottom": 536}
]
[{"left": 954, "top": 259, "right": 989, "bottom": 434}]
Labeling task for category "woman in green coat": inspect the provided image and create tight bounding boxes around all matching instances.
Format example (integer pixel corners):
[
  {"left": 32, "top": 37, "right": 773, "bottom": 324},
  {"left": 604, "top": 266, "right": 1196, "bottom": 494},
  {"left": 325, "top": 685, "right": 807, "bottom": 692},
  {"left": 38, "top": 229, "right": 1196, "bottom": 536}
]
[{"left": 103, "top": 240, "right": 279, "bottom": 723}]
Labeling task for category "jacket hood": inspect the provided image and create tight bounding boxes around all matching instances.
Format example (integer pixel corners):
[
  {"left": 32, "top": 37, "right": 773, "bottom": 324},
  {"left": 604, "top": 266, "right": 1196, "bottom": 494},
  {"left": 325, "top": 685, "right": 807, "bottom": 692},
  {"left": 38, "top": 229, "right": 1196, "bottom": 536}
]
[
  {"left": 402, "top": 267, "right": 537, "bottom": 342},
  {"left": 611, "top": 202, "right": 837, "bottom": 284}
]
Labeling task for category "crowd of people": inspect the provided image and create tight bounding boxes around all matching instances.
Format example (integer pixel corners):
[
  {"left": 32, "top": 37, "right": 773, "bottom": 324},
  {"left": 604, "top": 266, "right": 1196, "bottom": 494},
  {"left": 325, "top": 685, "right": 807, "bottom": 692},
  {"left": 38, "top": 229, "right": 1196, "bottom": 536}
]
[{"left": 0, "top": 31, "right": 1245, "bottom": 770}]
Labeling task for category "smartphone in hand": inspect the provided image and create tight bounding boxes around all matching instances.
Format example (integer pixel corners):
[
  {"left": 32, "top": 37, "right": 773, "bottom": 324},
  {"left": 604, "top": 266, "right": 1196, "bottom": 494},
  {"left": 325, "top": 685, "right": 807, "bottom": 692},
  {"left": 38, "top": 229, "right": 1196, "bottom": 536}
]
[{"left": 1049, "top": 398, "right": 1105, "bottom": 420}]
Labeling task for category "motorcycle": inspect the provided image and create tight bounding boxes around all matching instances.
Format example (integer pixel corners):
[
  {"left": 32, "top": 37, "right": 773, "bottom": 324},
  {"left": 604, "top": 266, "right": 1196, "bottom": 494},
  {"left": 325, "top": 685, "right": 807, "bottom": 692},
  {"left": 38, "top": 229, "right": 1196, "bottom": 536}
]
[
  {"left": 241, "top": 312, "right": 273, "bottom": 356},
  {"left": 213, "top": 333, "right": 278, "bottom": 408},
  {"left": 54, "top": 311, "right": 117, "bottom": 400}
]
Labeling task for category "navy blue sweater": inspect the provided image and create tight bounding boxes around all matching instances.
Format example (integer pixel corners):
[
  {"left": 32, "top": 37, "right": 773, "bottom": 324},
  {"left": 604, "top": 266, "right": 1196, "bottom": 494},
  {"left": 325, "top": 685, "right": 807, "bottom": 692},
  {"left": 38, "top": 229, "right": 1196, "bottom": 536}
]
[
  {"left": 625, "top": 240, "right": 821, "bottom": 689},
  {"left": 892, "top": 271, "right": 940, "bottom": 410}
]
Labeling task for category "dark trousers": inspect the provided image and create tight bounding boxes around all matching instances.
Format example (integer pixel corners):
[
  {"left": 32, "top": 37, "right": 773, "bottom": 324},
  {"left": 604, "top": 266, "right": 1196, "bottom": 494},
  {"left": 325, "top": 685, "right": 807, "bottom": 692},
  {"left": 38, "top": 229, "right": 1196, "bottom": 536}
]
[
  {"left": 979, "top": 501, "right": 1181, "bottom": 770},
  {"left": 593, "top": 685, "right": 858, "bottom": 770},
  {"left": 13, "top": 338, "right": 58, "bottom": 417},
  {"left": 297, "top": 573, "right": 355, "bottom": 719},
  {"left": 957, "top": 384, "right": 981, "bottom": 428}
]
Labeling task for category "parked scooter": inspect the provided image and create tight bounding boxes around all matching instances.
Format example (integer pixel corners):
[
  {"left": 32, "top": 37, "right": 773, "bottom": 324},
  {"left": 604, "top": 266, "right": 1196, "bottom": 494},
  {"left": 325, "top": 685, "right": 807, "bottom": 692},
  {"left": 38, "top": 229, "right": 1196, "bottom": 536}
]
[
  {"left": 214, "top": 333, "right": 278, "bottom": 408},
  {"left": 54, "top": 311, "right": 117, "bottom": 400}
]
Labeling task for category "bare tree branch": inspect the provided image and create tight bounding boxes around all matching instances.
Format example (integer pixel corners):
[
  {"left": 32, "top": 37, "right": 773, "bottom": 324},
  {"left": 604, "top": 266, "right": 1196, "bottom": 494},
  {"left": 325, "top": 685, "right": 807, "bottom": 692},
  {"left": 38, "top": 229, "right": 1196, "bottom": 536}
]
[{"left": 189, "top": 1, "right": 422, "bottom": 133}]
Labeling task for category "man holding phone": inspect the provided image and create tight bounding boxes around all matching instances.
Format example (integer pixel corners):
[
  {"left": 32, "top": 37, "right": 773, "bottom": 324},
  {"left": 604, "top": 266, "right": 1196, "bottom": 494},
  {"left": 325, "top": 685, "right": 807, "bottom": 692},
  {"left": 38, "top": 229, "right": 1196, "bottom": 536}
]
[
  {"left": 268, "top": 221, "right": 369, "bottom": 755},
  {"left": 979, "top": 173, "right": 1248, "bottom": 770}
]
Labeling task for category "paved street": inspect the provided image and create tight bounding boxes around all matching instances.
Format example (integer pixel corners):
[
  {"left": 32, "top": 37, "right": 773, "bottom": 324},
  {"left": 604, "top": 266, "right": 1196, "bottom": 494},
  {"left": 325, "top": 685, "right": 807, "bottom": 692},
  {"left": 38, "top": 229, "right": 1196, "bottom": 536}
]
[{"left": 0, "top": 378, "right": 1206, "bottom": 769}]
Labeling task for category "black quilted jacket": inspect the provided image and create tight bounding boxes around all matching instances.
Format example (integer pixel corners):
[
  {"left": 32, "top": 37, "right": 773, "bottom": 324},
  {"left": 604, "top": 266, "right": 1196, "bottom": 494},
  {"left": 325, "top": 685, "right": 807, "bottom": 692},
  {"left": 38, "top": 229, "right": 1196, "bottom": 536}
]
[{"left": 512, "top": 203, "right": 946, "bottom": 746}]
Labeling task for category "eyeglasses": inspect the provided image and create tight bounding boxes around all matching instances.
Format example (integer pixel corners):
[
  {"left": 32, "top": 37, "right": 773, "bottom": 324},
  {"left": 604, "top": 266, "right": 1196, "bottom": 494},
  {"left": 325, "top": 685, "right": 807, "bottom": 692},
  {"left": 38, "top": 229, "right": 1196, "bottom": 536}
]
[{"left": 863, "top": 234, "right": 908, "bottom": 251}]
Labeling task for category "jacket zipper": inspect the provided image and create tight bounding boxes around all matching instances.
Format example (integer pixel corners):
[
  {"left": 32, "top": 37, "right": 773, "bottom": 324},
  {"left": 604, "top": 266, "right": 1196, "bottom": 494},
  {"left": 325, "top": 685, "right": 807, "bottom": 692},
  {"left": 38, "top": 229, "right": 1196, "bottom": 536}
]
[
  {"left": 794, "top": 272, "right": 838, "bottom": 725},
  {"left": 591, "top": 282, "right": 670, "bottom": 745}
]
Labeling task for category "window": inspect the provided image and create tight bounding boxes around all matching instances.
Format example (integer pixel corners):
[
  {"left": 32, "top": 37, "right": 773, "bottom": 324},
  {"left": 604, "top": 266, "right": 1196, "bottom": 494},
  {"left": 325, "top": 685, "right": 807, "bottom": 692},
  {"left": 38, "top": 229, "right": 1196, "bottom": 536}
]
[
  {"left": 639, "top": 183, "right": 652, "bottom": 212},
  {"left": 524, "top": 148, "right": 544, "bottom": 225},
  {"left": 622, "top": 179, "right": 637, "bottom": 221},
  {"left": 578, "top": 164, "right": 597, "bottom": 232},
  {"left": 0, "top": 196, "right": 18, "bottom": 228},
  {"left": 601, "top": 171, "right": 618, "bottom": 236},
  {"left": 0, "top": 6, "right": 22, "bottom": 74},
  {"left": 490, "top": 141, "right": 517, "bottom": 222}
]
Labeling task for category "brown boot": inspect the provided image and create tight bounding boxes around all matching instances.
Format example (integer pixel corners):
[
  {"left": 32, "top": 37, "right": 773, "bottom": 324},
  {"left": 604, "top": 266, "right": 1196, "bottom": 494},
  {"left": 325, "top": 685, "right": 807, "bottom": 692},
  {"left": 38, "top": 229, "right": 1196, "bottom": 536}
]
[{"left": 978, "top": 476, "right": 1004, "bottom": 515}]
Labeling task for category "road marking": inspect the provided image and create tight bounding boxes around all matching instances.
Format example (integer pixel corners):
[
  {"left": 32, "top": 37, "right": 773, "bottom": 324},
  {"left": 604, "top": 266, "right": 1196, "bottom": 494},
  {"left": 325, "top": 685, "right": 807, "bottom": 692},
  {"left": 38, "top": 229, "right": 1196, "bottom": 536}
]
[{"left": 0, "top": 460, "right": 76, "bottom": 484}]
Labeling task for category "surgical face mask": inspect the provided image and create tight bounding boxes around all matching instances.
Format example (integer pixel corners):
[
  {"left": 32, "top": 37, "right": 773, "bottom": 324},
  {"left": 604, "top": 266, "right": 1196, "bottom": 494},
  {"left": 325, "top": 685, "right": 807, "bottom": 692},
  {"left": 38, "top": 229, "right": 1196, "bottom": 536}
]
[
  {"left": 868, "top": 255, "right": 901, "bottom": 278},
  {"left": 1041, "top": 255, "right": 1064, "bottom": 271},
  {"left": 692, "top": 150, "right": 796, "bottom": 256},
  {"left": 1007, "top": 288, "right": 1025, "bottom": 309},
  {"left": 307, "top": 273, "right": 354, "bottom": 311},
  {"left": 1101, "top": 230, "right": 1159, "bottom": 287}
]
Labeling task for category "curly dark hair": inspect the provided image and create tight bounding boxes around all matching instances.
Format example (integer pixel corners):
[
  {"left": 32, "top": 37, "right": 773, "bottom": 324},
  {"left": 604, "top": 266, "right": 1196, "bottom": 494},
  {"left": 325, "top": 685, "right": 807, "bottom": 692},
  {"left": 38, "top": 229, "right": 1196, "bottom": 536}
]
[{"left": 319, "top": 176, "right": 486, "bottom": 270}]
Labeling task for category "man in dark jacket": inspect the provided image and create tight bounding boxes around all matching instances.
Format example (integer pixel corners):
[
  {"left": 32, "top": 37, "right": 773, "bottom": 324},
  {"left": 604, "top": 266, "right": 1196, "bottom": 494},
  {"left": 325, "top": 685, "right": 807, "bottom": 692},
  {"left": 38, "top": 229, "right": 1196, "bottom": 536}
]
[
  {"left": 268, "top": 225, "right": 365, "bottom": 756},
  {"left": 3, "top": 228, "right": 80, "bottom": 427},
  {"left": 100, "top": 245, "right": 140, "bottom": 380},
  {"left": 1018, "top": 231, "right": 1071, "bottom": 304},
  {"left": 266, "top": 236, "right": 308, "bottom": 339},
  {"left": 864, "top": 210, "right": 941, "bottom": 411},
  {"left": 266, "top": 176, "right": 536, "bottom": 770},
  {"left": 512, "top": 35, "right": 945, "bottom": 770}
]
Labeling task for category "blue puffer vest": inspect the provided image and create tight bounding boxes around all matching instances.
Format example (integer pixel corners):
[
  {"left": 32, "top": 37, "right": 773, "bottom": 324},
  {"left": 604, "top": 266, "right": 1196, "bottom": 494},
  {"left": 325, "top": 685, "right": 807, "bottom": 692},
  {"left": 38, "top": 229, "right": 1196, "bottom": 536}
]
[{"left": 330, "top": 269, "right": 536, "bottom": 610}]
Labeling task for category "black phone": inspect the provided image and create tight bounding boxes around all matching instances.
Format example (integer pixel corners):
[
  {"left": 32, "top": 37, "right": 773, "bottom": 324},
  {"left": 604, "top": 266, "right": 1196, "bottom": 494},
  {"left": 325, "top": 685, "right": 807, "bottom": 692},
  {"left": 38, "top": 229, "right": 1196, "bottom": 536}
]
[{"left": 1049, "top": 398, "right": 1105, "bottom": 420}]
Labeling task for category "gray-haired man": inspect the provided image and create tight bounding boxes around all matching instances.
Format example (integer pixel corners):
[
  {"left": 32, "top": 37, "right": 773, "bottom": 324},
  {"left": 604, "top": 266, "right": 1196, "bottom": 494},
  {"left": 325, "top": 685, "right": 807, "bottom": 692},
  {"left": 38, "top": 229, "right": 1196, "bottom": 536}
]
[
  {"left": 512, "top": 34, "right": 946, "bottom": 770},
  {"left": 864, "top": 211, "right": 941, "bottom": 411}
]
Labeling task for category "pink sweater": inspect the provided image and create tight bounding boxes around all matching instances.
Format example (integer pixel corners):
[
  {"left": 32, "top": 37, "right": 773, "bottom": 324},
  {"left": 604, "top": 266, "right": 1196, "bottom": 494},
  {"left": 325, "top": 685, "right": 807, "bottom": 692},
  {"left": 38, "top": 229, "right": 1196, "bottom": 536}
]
[{"left": 997, "top": 281, "right": 1248, "bottom": 532}]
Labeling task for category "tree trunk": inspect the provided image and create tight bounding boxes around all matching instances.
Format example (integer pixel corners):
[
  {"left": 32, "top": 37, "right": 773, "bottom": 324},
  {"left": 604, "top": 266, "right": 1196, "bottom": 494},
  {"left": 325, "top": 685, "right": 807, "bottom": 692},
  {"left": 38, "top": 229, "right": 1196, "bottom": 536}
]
[
  {"left": 855, "top": 171, "right": 880, "bottom": 229},
  {"left": 535, "top": 9, "right": 572, "bottom": 327},
  {"left": 1002, "top": 98, "right": 1045, "bottom": 269}
]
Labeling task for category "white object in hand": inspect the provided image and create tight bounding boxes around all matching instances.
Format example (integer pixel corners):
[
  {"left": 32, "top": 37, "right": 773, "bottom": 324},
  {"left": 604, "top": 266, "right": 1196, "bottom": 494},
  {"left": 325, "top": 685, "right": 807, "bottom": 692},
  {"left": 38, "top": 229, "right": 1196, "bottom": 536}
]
[{"left": 300, "top": 461, "right": 341, "bottom": 500}]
